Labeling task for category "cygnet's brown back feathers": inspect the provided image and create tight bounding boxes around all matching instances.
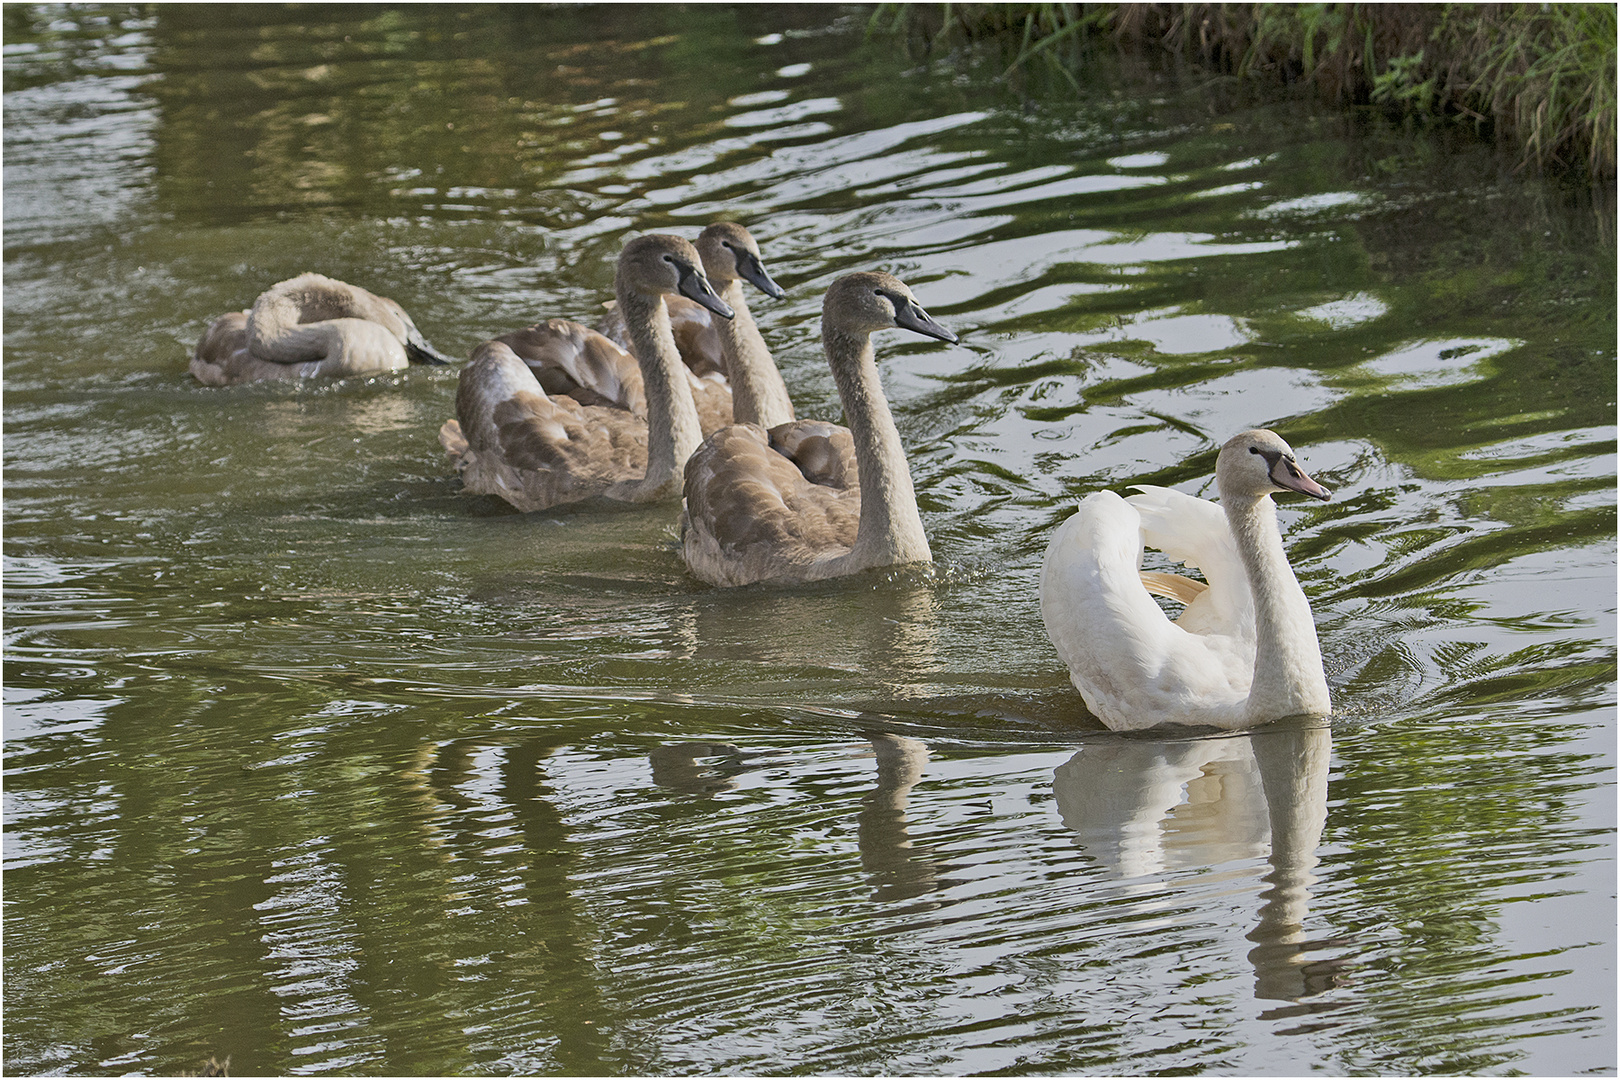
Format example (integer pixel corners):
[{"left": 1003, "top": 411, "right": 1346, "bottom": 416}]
[
  {"left": 682, "top": 422, "right": 860, "bottom": 559},
  {"left": 492, "top": 317, "right": 734, "bottom": 432},
  {"left": 768, "top": 420, "right": 858, "bottom": 491},
  {"left": 444, "top": 343, "right": 652, "bottom": 511},
  {"left": 491, "top": 389, "right": 648, "bottom": 476},
  {"left": 491, "top": 319, "right": 650, "bottom": 416},
  {"left": 597, "top": 296, "right": 728, "bottom": 379}
]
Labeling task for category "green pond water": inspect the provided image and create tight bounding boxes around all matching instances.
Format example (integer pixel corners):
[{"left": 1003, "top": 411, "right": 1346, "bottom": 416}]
[{"left": 3, "top": 4, "right": 1615, "bottom": 1076}]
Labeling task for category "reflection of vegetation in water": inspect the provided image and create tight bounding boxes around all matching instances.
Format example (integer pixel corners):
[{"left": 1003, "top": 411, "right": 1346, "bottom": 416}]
[
  {"left": 941, "top": 91, "right": 1614, "bottom": 474},
  {"left": 102, "top": 5, "right": 930, "bottom": 230},
  {"left": 1326, "top": 695, "right": 1610, "bottom": 1069},
  {"left": 4, "top": 4, "right": 1614, "bottom": 1075},
  {"left": 875, "top": 3, "right": 1617, "bottom": 179}
]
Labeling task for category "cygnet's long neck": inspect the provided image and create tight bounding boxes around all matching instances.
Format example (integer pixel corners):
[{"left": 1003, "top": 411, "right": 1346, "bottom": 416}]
[
  {"left": 714, "top": 278, "right": 794, "bottom": 429},
  {"left": 618, "top": 286, "right": 705, "bottom": 499},
  {"left": 825, "top": 324, "right": 930, "bottom": 567},
  {"left": 1224, "top": 496, "right": 1330, "bottom": 721},
  {"left": 248, "top": 289, "right": 341, "bottom": 363}
]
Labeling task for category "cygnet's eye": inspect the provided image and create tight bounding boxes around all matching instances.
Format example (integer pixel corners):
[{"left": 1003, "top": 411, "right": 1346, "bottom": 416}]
[{"left": 1249, "top": 445, "right": 1262, "bottom": 455}]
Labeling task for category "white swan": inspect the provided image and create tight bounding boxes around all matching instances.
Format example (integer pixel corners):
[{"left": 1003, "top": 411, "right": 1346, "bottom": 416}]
[
  {"left": 1039, "top": 429, "right": 1332, "bottom": 731},
  {"left": 439, "top": 234, "right": 731, "bottom": 510},
  {"left": 680, "top": 271, "right": 957, "bottom": 587},
  {"left": 594, "top": 221, "right": 795, "bottom": 429},
  {"left": 190, "top": 272, "right": 454, "bottom": 386}
]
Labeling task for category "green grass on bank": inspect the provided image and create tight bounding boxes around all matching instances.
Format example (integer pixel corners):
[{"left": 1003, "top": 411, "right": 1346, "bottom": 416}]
[{"left": 874, "top": 3, "right": 1616, "bottom": 181}]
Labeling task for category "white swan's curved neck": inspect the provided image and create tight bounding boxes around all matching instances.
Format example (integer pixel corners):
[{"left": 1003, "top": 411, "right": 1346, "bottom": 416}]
[
  {"left": 825, "top": 326, "right": 930, "bottom": 566},
  {"left": 716, "top": 280, "right": 793, "bottom": 429},
  {"left": 1226, "top": 497, "right": 1329, "bottom": 719},
  {"left": 618, "top": 288, "right": 703, "bottom": 497}
]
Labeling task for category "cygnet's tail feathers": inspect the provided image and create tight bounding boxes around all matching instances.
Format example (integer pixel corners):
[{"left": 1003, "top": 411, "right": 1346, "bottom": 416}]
[{"left": 438, "top": 419, "right": 469, "bottom": 457}]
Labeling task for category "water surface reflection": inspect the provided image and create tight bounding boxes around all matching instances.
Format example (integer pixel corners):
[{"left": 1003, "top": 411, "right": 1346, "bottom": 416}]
[
  {"left": 4, "top": 3, "right": 1613, "bottom": 1076},
  {"left": 1055, "top": 721, "right": 1344, "bottom": 1004}
]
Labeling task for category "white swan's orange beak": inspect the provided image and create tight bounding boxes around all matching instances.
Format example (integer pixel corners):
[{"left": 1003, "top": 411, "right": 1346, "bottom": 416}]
[{"left": 1270, "top": 455, "right": 1331, "bottom": 501}]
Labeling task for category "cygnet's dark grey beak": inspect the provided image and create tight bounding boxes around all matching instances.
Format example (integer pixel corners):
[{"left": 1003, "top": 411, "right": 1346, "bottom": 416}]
[
  {"left": 892, "top": 294, "right": 957, "bottom": 344},
  {"left": 736, "top": 249, "right": 787, "bottom": 300},
  {"left": 405, "top": 333, "right": 456, "bottom": 366},
  {"left": 678, "top": 262, "right": 735, "bottom": 320}
]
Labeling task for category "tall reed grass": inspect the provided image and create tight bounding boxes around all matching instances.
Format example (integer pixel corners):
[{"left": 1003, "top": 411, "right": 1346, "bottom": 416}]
[{"left": 876, "top": 3, "right": 1616, "bottom": 180}]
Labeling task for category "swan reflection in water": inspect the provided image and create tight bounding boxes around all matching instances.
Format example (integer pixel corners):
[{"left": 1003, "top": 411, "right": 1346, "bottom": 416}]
[
  {"left": 1053, "top": 720, "right": 1348, "bottom": 1003},
  {"left": 857, "top": 733, "right": 945, "bottom": 905},
  {"left": 665, "top": 571, "right": 944, "bottom": 705},
  {"left": 650, "top": 731, "right": 950, "bottom": 907},
  {"left": 647, "top": 741, "right": 761, "bottom": 796}
]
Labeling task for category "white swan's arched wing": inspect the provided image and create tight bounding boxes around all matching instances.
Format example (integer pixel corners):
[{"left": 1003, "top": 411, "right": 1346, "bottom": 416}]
[
  {"left": 1040, "top": 491, "right": 1252, "bottom": 730},
  {"left": 1126, "top": 485, "right": 1255, "bottom": 643}
]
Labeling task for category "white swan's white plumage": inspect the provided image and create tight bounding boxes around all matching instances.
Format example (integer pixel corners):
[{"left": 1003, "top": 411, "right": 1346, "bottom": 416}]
[
  {"left": 1128, "top": 483, "right": 1254, "bottom": 639},
  {"left": 1040, "top": 429, "right": 1332, "bottom": 731}
]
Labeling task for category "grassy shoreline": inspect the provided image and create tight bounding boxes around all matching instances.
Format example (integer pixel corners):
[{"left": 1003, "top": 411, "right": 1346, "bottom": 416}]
[{"left": 876, "top": 3, "right": 1616, "bottom": 182}]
